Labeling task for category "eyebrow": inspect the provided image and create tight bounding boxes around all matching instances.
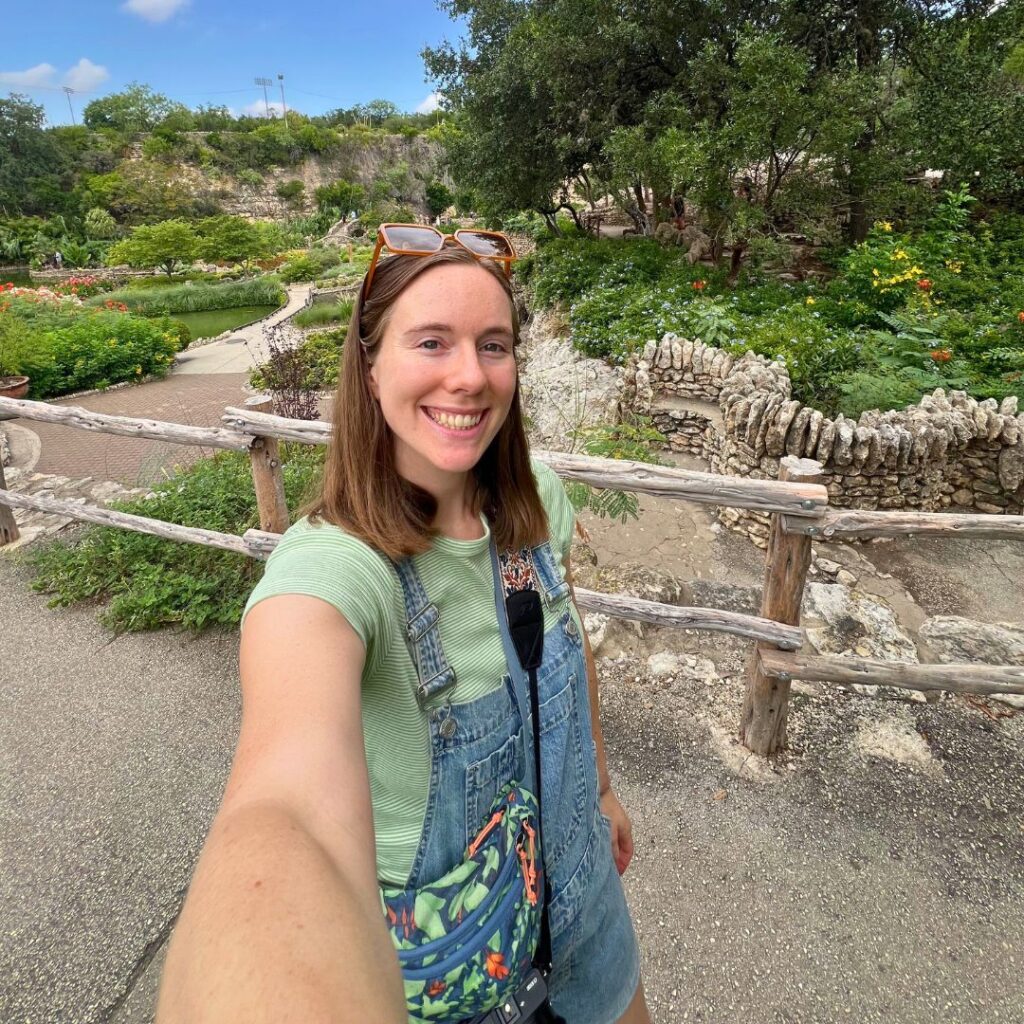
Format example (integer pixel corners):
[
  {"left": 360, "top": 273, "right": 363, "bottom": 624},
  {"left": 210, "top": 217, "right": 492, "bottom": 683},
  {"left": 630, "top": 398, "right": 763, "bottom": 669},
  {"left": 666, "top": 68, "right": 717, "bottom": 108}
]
[{"left": 403, "top": 322, "right": 514, "bottom": 339}]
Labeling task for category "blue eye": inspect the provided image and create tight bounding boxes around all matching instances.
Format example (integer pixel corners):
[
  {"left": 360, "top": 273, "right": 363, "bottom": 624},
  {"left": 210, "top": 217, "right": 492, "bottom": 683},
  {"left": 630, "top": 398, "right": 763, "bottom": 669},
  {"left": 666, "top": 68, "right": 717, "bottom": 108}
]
[{"left": 418, "top": 339, "right": 442, "bottom": 350}]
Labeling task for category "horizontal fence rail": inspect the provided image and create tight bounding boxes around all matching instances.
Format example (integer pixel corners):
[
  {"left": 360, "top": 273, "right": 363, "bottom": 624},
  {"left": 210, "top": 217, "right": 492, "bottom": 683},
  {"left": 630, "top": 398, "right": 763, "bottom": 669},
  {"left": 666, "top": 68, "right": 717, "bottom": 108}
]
[
  {"left": 783, "top": 507, "right": 1024, "bottom": 542},
  {"left": 0, "top": 487, "right": 266, "bottom": 558},
  {"left": 0, "top": 395, "right": 253, "bottom": 452},
  {"left": 3, "top": 394, "right": 1022, "bottom": 759},
  {"left": 760, "top": 649, "right": 1024, "bottom": 697}
]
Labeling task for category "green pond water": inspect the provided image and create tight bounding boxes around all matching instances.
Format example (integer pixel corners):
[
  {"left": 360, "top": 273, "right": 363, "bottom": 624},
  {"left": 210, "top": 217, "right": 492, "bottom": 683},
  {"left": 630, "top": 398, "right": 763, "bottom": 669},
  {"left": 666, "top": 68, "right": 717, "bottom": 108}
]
[
  {"left": 167, "top": 305, "right": 277, "bottom": 339},
  {"left": 1, "top": 269, "right": 33, "bottom": 288}
]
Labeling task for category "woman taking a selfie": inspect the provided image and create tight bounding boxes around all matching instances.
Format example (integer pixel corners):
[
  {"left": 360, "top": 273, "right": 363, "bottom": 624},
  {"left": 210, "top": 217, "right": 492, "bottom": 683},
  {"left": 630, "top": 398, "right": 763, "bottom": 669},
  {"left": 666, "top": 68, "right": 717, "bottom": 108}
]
[{"left": 157, "top": 225, "right": 650, "bottom": 1024}]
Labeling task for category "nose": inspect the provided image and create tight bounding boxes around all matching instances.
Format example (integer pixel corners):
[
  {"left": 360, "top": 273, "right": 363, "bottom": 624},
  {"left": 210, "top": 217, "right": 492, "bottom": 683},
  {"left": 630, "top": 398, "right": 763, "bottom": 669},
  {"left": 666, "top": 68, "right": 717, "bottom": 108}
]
[{"left": 447, "top": 341, "right": 487, "bottom": 394}]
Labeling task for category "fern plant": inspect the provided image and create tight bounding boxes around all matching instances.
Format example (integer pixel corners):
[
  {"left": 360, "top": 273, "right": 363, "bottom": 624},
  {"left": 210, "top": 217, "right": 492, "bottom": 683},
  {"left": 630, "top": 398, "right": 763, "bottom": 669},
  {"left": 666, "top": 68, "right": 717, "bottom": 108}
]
[{"left": 564, "top": 417, "right": 666, "bottom": 524}]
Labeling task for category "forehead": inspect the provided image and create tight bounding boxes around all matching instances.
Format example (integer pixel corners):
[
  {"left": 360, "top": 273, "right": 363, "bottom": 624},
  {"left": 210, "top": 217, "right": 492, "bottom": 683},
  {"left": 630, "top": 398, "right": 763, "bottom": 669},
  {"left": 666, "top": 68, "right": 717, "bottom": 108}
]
[{"left": 388, "top": 263, "right": 513, "bottom": 330}]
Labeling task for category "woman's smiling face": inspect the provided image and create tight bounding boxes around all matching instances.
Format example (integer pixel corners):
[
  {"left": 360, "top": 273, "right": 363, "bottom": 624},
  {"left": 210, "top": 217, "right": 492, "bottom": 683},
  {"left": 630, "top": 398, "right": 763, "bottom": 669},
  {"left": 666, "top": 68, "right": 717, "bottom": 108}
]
[{"left": 367, "top": 262, "right": 518, "bottom": 496}]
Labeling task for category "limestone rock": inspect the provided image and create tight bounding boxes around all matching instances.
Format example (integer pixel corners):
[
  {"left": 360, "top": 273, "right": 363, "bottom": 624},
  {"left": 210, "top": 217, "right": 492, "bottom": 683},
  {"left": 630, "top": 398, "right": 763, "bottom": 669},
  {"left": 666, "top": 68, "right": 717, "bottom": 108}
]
[
  {"left": 766, "top": 400, "right": 802, "bottom": 457},
  {"left": 803, "top": 582, "right": 923, "bottom": 701},
  {"left": 816, "top": 417, "right": 837, "bottom": 465},
  {"left": 919, "top": 616, "right": 1024, "bottom": 709},
  {"left": 671, "top": 338, "right": 684, "bottom": 370},
  {"left": 832, "top": 417, "right": 855, "bottom": 466},
  {"left": 786, "top": 406, "right": 813, "bottom": 457},
  {"left": 998, "top": 444, "right": 1024, "bottom": 492}
]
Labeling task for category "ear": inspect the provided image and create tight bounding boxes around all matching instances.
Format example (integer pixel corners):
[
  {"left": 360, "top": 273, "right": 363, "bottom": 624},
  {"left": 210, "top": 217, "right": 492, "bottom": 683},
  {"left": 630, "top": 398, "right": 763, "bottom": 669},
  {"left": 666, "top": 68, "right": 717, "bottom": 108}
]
[{"left": 367, "top": 364, "right": 380, "bottom": 400}]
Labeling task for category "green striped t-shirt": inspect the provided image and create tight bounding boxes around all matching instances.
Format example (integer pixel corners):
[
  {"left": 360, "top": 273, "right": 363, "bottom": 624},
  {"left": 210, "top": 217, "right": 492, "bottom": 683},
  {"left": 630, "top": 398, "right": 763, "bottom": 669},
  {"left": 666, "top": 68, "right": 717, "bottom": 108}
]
[{"left": 241, "top": 459, "right": 578, "bottom": 885}]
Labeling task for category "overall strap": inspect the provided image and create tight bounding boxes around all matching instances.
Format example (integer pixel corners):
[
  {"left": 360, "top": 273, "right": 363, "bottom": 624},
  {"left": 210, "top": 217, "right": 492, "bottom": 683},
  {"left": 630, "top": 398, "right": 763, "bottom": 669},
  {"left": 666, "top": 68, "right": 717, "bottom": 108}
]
[
  {"left": 389, "top": 555, "right": 457, "bottom": 713},
  {"left": 529, "top": 540, "right": 570, "bottom": 606}
]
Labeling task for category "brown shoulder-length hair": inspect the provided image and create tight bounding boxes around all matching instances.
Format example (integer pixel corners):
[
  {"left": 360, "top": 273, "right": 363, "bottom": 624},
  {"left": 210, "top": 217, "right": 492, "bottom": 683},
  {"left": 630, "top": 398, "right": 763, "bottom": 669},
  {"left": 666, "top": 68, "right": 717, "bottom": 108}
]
[{"left": 300, "top": 245, "right": 548, "bottom": 560}]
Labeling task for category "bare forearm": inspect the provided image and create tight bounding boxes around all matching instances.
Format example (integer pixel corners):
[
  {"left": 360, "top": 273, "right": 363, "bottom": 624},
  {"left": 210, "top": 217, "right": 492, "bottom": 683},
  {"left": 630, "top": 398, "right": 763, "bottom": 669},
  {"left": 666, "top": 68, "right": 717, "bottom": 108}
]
[
  {"left": 157, "top": 802, "right": 405, "bottom": 1024},
  {"left": 582, "top": 626, "right": 612, "bottom": 795}
]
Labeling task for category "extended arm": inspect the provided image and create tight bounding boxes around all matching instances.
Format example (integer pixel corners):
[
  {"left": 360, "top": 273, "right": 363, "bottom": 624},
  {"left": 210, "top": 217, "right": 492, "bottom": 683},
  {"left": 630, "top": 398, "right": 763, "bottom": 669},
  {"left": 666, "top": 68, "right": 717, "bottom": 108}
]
[{"left": 156, "top": 595, "right": 406, "bottom": 1024}]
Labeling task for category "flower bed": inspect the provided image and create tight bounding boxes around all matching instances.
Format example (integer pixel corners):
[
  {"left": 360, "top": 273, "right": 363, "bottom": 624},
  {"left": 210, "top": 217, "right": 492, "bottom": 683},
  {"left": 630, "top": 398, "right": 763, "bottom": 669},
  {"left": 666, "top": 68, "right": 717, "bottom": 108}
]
[{"left": 1, "top": 292, "right": 179, "bottom": 399}]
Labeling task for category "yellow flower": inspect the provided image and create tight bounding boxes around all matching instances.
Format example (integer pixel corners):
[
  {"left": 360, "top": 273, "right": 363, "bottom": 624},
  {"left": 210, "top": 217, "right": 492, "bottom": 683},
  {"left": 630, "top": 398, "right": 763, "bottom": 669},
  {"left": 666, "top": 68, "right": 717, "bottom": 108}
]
[
  {"left": 805, "top": 297, "right": 816, "bottom": 305},
  {"left": 875, "top": 221, "right": 893, "bottom": 232},
  {"left": 872, "top": 268, "right": 880, "bottom": 277},
  {"left": 891, "top": 248, "right": 909, "bottom": 261},
  {"left": 945, "top": 260, "right": 962, "bottom": 274},
  {"left": 134, "top": 365, "right": 142, "bottom": 374},
  {"left": 107, "top": 339, "right": 117, "bottom": 347}
]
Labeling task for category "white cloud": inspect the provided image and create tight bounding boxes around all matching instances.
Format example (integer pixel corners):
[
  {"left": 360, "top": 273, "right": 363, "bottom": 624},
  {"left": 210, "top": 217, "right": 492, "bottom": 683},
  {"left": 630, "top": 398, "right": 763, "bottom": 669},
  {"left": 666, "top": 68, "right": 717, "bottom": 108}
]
[
  {"left": 415, "top": 91, "right": 442, "bottom": 114},
  {"left": 63, "top": 58, "right": 109, "bottom": 93},
  {"left": 121, "top": 0, "right": 190, "bottom": 23},
  {"left": 0, "top": 63, "right": 58, "bottom": 89},
  {"left": 242, "top": 99, "right": 285, "bottom": 118}
]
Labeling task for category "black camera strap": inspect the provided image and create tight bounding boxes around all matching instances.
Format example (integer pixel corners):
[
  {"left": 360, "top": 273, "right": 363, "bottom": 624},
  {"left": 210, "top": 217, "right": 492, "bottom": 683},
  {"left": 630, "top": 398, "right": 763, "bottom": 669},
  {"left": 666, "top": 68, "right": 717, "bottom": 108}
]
[{"left": 504, "top": 587, "right": 554, "bottom": 975}]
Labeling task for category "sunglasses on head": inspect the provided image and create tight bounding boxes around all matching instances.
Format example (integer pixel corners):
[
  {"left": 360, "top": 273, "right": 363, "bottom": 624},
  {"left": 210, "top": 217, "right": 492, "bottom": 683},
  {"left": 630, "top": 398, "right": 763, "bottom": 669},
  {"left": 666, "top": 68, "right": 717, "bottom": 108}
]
[{"left": 362, "top": 223, "right": 517, "bottom": 301}]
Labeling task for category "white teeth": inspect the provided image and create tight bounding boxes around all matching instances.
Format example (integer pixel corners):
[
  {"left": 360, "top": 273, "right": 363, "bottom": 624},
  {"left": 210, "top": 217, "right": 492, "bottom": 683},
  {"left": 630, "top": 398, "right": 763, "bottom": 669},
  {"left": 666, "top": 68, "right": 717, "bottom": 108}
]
[{"left": 428, "top": 409, "right": 483, "bottom": 430}]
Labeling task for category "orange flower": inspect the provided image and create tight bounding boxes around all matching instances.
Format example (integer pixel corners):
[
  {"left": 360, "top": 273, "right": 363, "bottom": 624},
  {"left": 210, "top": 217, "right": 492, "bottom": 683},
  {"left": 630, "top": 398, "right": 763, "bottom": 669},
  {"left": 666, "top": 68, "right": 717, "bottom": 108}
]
[
  {"left": 916, "top": 278, "right": 932, "bottom": 291},
  {"left": 485, "top": 950, "right": 510, "bottom": 980},
  {"left": 929, "top": 348, "right": 952, "bottom": 363},
  {"left": 692, "top": 279, "right": 707, "bottom": 291},
  {"left": 1017, "top": 311, "right": 1024, "bottom": 323},
  {"left": 426, "top": 980, "right": 447, "bottom": 997}
]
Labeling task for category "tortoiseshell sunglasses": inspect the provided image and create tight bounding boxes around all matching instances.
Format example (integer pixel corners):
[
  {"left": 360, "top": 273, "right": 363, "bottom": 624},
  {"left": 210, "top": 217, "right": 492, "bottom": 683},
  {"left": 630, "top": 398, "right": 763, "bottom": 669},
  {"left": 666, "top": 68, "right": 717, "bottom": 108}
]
[{"left": 362, "top": 223, "right": 517, "bottom": 300}]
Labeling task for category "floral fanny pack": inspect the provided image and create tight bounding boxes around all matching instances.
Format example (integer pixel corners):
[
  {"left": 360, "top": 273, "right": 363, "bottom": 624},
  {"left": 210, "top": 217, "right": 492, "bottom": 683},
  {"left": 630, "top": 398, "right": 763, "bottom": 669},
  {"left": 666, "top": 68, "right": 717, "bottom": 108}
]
[{"left": 379, "top": 783, "right": 542, "bottom": 1022}]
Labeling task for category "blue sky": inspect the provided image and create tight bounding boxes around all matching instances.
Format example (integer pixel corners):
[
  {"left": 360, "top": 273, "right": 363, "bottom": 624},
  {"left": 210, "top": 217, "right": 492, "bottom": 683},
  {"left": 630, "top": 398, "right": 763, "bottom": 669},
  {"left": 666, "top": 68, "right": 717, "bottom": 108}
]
[{"left": 2, "top": 0, "right": 467, "bottom": 126}]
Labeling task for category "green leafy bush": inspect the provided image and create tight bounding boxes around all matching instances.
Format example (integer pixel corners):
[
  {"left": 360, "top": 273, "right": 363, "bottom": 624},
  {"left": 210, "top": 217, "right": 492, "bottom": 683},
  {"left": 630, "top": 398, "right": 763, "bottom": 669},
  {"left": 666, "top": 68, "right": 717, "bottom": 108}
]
[
  {"left": 250, "top": 327, "right": 344, "bottom": 392},
  {"left": 2, "top": 300, "right": 178, "bottom": 397},
  {"left": 27, "top": 445, "right": 327, "bottom": 633}
]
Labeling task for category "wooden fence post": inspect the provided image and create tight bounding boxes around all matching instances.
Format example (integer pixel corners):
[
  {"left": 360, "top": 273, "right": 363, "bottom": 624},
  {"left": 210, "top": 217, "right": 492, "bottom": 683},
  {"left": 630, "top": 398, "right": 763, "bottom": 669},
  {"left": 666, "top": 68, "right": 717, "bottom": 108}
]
[
  {"left": 0, "top": 459, "right": 19, "bottom": 546},
  {"left": 739, "top": 456, "right": 824, "bottom": 757},
  {"left": 244, "top": 395, "right": 290, "bottom": 535}
]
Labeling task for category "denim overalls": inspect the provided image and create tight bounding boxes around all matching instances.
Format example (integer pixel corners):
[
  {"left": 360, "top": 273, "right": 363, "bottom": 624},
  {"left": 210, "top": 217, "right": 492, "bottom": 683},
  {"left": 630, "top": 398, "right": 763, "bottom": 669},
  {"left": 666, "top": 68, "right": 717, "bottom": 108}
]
[{"left": 389, "top": 537, "right": 641, "bottom": 1024}]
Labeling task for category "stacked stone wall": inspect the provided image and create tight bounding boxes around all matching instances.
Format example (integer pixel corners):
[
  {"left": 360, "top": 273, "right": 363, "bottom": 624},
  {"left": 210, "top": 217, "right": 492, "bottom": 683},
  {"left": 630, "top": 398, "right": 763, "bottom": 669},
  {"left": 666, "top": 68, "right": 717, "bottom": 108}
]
[{"left": 622, "top": 334, "right": 1024, "bottom": 546}]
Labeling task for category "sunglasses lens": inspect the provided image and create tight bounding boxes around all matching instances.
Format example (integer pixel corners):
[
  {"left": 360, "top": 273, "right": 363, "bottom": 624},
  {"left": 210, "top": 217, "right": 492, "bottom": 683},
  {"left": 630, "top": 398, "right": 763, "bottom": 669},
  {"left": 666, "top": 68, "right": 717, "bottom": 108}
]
[
  {"left": 381, "top": 224, "right": 443, "bottom": 253},
  {"left": 455, "top": 231, "right": 515, "bottom": 258}
]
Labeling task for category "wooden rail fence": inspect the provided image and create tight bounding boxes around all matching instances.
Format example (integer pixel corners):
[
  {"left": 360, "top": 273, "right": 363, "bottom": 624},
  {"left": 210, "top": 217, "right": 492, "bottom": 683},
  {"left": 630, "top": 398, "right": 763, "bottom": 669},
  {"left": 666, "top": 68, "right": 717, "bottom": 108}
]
[{"left": 2, "top": 392, "right": 1022, "bottom": 757}]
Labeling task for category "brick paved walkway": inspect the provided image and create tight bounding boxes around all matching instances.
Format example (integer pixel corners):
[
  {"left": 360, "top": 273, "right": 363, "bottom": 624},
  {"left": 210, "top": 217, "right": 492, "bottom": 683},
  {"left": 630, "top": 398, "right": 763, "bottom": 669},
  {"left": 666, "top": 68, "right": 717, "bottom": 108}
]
[{"left": 23, "top": 374, "right": 251, "bottom": 486}]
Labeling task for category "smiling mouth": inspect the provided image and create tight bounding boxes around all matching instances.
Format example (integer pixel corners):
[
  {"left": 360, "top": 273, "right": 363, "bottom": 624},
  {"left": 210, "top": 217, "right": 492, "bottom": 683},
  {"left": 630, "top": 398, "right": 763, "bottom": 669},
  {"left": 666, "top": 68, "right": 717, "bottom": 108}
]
[{"left": 424, "top": 407, "right": 487, "bottom": 431}]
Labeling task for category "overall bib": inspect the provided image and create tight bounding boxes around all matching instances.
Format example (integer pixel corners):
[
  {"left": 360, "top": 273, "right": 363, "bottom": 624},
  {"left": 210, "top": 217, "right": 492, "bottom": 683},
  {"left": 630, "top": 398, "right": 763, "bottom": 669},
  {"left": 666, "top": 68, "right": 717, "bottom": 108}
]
[{"left": 390, "top": 537, "right": 641, "bottom": 1024}]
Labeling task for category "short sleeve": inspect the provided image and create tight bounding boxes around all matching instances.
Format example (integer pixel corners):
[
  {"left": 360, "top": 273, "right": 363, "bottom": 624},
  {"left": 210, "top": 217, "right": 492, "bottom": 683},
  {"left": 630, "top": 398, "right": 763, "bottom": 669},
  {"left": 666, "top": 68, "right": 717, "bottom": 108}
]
[
  {"left": 532, "top": 458, "right": 576, "bottom": 566},
  {"left": 241, "top": 517, "right": 398, "bottom": 670}
]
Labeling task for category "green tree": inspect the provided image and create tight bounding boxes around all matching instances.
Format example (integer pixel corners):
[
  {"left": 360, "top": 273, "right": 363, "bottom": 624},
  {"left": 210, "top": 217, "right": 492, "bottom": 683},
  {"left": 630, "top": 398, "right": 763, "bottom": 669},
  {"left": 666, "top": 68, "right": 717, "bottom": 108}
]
[
  {"left": 0, "top": 95, "right": 63, "bottom": 217},
  {"left": 196, "top": 216, "right": 275, "bottom": 274},
  {"left": 83, "top": 83, "right": 185, "bottom": 134},
  {"left": 425, "top": 180, "right": 455, "bottom": 220},
  {"left": 314, "top": 179, "right": 366, "bottom": 220},
  {"left": 83, "top": 207, "right": 119, "bottom": 240},
  {"left": 107, "top": 219, "right": 199, "bottom": 276}
]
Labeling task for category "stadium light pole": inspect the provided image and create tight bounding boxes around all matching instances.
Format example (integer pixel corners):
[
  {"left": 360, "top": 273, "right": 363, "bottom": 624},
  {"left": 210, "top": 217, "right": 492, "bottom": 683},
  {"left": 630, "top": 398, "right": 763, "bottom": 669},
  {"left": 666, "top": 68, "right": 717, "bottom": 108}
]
[
  {"left": 62, "top": 86, "right": 76, "bottom": 125},
  {"left": 254, "top": 77, "right": 273, "bottom": 119},
  {"left": 277, "top": 74, "right": 289, "bottom": 125}
]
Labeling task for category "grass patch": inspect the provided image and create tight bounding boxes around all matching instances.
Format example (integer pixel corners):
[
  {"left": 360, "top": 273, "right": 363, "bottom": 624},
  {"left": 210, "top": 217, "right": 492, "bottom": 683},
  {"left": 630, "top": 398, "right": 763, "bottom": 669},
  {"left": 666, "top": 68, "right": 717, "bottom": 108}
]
[
  {"left": 27, "top": 445, "right": 326, "bottom": 633},
  {"left": 293, "top": 299, "right": 353, "bottom": 329},
  {"left": 86, "top": 277, "right": 285, "bottom": 316}
]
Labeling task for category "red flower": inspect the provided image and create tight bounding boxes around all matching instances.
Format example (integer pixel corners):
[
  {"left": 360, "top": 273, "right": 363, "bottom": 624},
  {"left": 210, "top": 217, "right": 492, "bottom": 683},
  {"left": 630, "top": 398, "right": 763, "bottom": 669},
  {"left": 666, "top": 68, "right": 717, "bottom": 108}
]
[
  {"left": 692, "top": 279, "right": 707, "bottom": 291},
  {"left": 1017, "top": 311, "right": 1024, "bottom": 323},
  {"left": 916, "top": 278, "right": 932, "bottom": 291},
  {"left": 485, "top": 950, "right": 510, "bottom": 980},
  {"left": 426, "top": 980, "right": 447, "bottom": 997},
  {"left": 929, "top": 348, "right": 952, "bottom": 363}
]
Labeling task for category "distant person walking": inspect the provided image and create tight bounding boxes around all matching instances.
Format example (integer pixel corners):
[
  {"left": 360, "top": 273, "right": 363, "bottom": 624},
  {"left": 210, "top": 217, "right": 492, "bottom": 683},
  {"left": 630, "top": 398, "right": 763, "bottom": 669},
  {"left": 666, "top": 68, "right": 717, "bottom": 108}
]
[{"left": 53, "top": 250, "right": 63, "bottom": 270}]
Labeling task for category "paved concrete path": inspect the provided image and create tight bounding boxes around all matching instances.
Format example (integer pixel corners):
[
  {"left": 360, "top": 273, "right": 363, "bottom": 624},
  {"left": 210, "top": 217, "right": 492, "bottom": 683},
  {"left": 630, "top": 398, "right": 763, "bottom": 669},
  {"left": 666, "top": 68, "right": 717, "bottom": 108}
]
[{"left": 1, "top": 282, "right": 312, "bottom": 486}]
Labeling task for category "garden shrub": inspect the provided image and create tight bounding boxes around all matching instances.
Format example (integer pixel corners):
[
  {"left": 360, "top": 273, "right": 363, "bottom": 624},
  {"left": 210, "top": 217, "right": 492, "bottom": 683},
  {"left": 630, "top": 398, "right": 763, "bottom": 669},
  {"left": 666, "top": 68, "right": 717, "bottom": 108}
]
[
  {"left": 2, "top": 299, "right": 178, "bottom": 397},
  {"left": 27, "top": 444, "right": 327, "bottom": 633}
]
